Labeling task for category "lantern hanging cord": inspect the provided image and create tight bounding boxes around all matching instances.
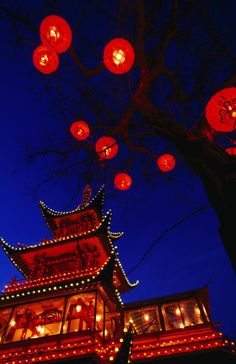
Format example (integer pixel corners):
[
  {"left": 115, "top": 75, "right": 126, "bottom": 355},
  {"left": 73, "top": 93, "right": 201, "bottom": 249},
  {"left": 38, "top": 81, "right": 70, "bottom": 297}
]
[{"left": 127, "top": 205, "right": 211, "bottom": 276}]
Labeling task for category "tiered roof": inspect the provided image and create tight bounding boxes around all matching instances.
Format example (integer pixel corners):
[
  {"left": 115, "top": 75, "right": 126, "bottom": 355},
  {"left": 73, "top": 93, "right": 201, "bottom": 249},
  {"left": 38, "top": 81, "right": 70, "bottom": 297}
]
[
  {"left": 39, "top": 185, "right": 105, "bottom": 237},
  {"left": 0, "top": 186, "right": 138, "bottom": 300}
]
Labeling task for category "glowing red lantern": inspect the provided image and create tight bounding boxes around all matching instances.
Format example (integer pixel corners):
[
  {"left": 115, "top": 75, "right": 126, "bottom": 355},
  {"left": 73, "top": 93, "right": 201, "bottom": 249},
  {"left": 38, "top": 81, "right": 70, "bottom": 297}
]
[
  {"left": 205, "top": 87, "right": 236, "bottom": 132},
  {"left": 103, "top": 38, "right": 135, "bottom": 74},
  {"left": 40, "top": 15, "right": 72, "bottom": 53},
  {"left": 225, "top": 147, "right": 236, "bottom": 156},
  {"left": 70, "top": 121, "right": 90, "bottom": 141},
  {"left": 95, "top": 136, "right": 118, "bottom": 159},
  {"left": 33, "top": 45, "right": 59, "bottom": 74},
  {"left": 114, "top": 173, "right": 132, "bottom": 190},
  {"left": 157, "top": 153, "right": 176, "bottom": 172}
]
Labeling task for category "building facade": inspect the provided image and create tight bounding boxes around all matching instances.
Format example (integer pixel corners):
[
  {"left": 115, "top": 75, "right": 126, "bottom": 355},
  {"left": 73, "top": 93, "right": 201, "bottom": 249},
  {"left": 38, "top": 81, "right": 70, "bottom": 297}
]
[{"left": 0, "top": 186, "right": 234, "bottom": 363}]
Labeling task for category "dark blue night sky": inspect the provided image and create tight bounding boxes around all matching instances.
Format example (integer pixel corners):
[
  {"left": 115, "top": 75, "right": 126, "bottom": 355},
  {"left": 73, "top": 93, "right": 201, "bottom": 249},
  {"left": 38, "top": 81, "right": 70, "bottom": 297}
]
[{"left": 0, "top": 1, "right": 235, "bottom": 341}]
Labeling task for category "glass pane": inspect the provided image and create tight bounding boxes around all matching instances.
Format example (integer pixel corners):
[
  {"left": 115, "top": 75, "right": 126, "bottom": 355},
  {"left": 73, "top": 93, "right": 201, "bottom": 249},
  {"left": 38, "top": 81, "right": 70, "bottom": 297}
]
[
  {"left": 63, "top": 292, "right": 95, "bottom": 333},
  {"left": 179, "top": 298, "right": 204, "bottom": 326},
  {"left": 95, "top": 293, "right": 104, "bottom": 334},
  {"left": 162, "top": 303, "right": 184, "bottom": 330},
  {"left": 0, "top": 308, "right": 12, "bottom": 343},
  {"left": 105, "top": 308, "right": 120, "bottom": 340},
  {"left": 125, "top": 306, "right": 161, "bottom": 334},
  {"left": 141, "top": 307, "right": 160, "bottom": 333},
  {"left": 5, "top": 298, "right": 64, "bottom": 342},
  {"left": 201, "top": 302, "right": 210, "bottom": 322}
]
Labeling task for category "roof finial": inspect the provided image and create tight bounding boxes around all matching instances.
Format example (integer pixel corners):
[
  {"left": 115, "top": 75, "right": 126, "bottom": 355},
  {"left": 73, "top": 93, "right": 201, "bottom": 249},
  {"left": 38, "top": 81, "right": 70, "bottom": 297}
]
[{"left": 81, "top": 184, "right": 92, "bottom": 206}]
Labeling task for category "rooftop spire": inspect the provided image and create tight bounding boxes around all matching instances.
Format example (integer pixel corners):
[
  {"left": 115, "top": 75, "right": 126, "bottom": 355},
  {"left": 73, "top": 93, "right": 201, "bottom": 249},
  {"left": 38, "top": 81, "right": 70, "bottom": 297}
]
[{"left": 80, "top": 184, "right": 92, "bottom": 207}]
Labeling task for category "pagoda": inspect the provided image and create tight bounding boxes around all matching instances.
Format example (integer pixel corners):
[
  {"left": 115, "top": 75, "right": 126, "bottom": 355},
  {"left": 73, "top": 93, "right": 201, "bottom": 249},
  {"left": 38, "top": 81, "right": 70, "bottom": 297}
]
[{"left": 0, "top": 186, "right": 235, "bottom": 364}]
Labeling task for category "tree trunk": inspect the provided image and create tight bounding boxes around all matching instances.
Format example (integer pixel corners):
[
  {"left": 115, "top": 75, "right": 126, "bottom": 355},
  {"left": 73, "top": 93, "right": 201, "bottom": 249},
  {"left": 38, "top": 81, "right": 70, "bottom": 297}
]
[{"left": 135, "top": 94, "right": 236, "bottom": 273}]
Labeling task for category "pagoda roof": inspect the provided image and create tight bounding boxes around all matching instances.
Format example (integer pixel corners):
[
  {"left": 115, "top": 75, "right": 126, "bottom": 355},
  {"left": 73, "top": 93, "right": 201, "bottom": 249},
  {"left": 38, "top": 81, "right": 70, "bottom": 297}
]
[
  {"left": 0, "top": 212, "right": 122, "bottom": 276},
  {"left": 0, "top": 254, "right": 138, "bottom": 306},
  {"left": 0, "top": 212, "right": 137, "bottom": 294},
  {"left": 39, "top": 185, "right": 105, "bottom": 221}
]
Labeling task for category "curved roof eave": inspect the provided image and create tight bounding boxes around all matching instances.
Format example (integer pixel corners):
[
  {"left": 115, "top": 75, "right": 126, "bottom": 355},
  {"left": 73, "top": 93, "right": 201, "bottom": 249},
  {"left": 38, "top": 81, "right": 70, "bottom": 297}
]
[{"left": 39, "top": 185, "right": 105, "bottom": 220}]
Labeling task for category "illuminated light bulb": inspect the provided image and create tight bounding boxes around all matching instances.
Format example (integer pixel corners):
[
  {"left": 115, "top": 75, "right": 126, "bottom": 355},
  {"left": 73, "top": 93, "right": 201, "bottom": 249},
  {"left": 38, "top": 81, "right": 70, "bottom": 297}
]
[
  {"left": 144, "top": 313, "right": 149, "bottom": 321},
  {"left": 115, "top": 347, "right": 119, "bottom": 352},
  {"left": 10, "top": 320, "right": 16, "bottom": 327},
  {"left": 36, "top": 326, "right": 45, "bottom": 334},
  {"left": 113, "top": 49, "right": 125, "bottom": 65},
  {"left": 109, "top": 356, "right": 114, "bottom": 361},
  {"left": 175, "top": 308, "right": 181, "bottom": 316},
  {"left": 76, "top": 304, "right": 82, "bottom": 312},
  {"left": 231, "top": 111, "right": 236, "bottom": 118},
  {"left": 96, "top": 314, "right": 102, "bottom": 322}
]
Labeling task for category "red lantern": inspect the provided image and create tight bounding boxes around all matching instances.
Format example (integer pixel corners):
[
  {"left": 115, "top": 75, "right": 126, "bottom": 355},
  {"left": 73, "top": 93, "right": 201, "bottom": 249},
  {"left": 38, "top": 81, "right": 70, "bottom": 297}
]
[
  {"left": 205, "top": 87, "right": 236, "bottom": 132},
  {"left": 114, "top": 173, "right": 132, "bottom": 190},
  {"left": 157, "top": 153, "right": 176, "bottom": 172},
  {"left": 103, "top": 38, "right": 135, "bottom": 74},
  {"left": 225, "top": 147, "right": 236, "bottom": 156},
  {"left": 33, "top": 45, "right": 59, "bottom": 74},
  {"left": 40, "top": 15, "right": 72, "bottom": 53},
  {"left": 95, "top": 136, "right": 118, "bottom": 159},
  {"left": 70, "top": 121, "right": 90, "bottom": 141}
]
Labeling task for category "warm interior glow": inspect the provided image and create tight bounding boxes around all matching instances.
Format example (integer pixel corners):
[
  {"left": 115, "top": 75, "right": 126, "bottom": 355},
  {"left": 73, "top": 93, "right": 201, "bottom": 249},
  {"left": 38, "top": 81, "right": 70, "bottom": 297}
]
[
  {"left": 39, "top": 54, "right": 49, "bottom": 66},
  {"left": 175, "top": 308, "right": 181, "bottom": 316},
  {"left": 36, "top": 326, "right": 45, "bottom": 334},
  {"left": 113, "top": 49, "right": 125, "bottom": 65},
  {"left": 76, "top": 304, "right": 82, "bottom": 312},
  {"left": 10, "top": 320, "right": 16, "bottom": 327},
  {"left": 49, "top": 26, "right": 60, "bottom": 39},
  {"left": 96, "top": 314, "right": 102, "bottom": 322},
  {"left": 231, "top": 111, "right": 236, "bottom": 118},
  {"left": 103, "top": 146, "right": 111, "bottom": 155},
  {"left": 144, "top": 314, "right": 149, "bottom": 321}
]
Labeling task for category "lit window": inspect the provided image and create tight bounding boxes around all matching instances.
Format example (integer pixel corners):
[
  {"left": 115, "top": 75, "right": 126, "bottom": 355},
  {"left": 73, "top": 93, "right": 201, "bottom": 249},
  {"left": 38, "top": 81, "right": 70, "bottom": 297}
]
[
  {"left": 125, "top": 306, "right": 161, "bottom": 334},
  {"left": 63, "top": 292, "right": 95, "bottom": 333},
  {"left": 4, "top": 298, "right": 64, "bottom": 342},
  {"left": 0, "top": 308, "right": 12, "bottom": 343},
  {"left": 162, "top": 297, "right": 204, "bottom": 331},
  {"left": 179, "top": 298, "right": 204, "bottom": 327}
]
